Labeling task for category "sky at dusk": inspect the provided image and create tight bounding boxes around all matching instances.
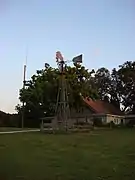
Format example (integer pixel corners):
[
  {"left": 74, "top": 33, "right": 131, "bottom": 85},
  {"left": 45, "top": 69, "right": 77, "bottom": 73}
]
[{"left": 0, "top": 0, "right": 135, "bottom": 113}]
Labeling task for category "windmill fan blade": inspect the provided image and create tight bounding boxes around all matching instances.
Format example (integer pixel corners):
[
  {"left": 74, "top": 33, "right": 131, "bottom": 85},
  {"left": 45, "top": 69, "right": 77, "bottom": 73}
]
[{"left": 56, "top": 51, "right": 64, "bottom": 61}]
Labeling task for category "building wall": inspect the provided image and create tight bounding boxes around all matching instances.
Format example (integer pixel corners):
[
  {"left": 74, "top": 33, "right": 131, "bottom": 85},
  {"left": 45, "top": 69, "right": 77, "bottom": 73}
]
[
  {"left": 106, "top": 114, "right": 124, "bottom": 125},
  {"left": 91, "top": 114, "right": 106, "bottom": 124},
  {"left": 84, "top": 114, "right": 124, "bottom": 125},
  {"left": 70, "top": 106, "right": 125, "bottom": 125},
  {"left": 69, "top": 106, "right": 94, "bottom": 125},
  {"left": 124, "top": 115, "right": 135, "bottom": 124},
  {"left": 70, "top": 106, "right": 94, "bottom": 118}
]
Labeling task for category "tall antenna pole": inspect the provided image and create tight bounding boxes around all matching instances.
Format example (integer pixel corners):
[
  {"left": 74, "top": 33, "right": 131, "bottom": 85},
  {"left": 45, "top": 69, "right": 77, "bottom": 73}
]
[{"left": 22, "top": 47, "right": 28, "bottom": 128}]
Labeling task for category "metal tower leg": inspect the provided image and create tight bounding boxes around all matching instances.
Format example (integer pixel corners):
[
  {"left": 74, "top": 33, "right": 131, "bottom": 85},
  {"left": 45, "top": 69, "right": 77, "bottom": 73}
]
[{"left": 55, "top": 74, "right": 70, "bottom": 131}]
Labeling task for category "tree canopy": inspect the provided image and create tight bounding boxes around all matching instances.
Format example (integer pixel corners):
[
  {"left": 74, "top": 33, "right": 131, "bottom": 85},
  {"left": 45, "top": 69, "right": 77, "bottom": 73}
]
[{"left": 16, "top": 60, "right": 135, "bottom": 127}]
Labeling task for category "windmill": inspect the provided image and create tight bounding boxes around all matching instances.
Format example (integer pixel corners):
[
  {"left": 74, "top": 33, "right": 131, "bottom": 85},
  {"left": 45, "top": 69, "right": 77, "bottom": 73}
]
[{"left": 54, "top": 51, "right": 83, "bottom": 131}]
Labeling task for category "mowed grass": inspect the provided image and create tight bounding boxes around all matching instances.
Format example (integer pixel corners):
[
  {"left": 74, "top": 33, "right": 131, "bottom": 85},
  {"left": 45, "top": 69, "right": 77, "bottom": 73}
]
[{"left": 0, "top": 129, "right": 135, "bottom": 180}]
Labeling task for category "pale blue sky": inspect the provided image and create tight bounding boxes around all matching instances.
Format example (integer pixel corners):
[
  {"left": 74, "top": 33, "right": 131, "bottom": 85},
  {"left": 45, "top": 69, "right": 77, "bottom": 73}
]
[{"left": 0, "top": 0, "right": 135, "bottom": 113}]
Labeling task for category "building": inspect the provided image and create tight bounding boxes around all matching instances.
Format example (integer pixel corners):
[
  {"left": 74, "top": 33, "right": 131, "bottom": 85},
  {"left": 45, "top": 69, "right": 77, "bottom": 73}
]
[
  {"left": 70, "top": 98, "right": 125, "bottom": 125},
  {"left": 124, "top": 114, "right": 135, "bottom": 126}
]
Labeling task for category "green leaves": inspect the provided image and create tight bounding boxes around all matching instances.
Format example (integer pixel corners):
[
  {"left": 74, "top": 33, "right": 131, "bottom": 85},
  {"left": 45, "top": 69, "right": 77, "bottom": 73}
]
[
  {"left": 93, "top": 61, "right": 135, "bottom": 113},
  {"left": 17, "top": 59, "right": 135, "bottom": 126},
  {"left": 18, "top": 63, "right": 98, "bottom": 123}
]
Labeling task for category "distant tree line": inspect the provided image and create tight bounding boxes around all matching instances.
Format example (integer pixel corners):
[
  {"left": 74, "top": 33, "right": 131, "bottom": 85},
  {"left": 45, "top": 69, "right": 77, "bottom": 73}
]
[
  {"left": 1, "top": 60, "right": 135, "bottom": 127},
  {"left": 0, "top": 111, "right": 19, "bottom": 127}
]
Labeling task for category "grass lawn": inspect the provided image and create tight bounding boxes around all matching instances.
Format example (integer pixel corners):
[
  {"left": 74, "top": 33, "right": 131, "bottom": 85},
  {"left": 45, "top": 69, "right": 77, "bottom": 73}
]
[{"left": 0, "top": 129, "right": 135, "bottom": 180}]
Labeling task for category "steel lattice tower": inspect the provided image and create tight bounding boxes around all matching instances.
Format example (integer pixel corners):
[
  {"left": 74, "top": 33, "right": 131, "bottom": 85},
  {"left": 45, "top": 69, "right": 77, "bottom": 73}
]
[
  {"left": 53, "top": 52, "right": 82, "bottom": 131},
  {"left": 55, "top": 53, "right": 70, "bottom": 131}
]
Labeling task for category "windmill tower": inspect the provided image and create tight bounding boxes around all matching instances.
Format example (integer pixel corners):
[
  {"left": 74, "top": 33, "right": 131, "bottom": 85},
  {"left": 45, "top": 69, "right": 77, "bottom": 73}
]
[
  {"left": 54, "top": 51, "right": 70, "bottom": 131},
  {"left": 54, "top": 51, "right": 83, "bottom": 131}
]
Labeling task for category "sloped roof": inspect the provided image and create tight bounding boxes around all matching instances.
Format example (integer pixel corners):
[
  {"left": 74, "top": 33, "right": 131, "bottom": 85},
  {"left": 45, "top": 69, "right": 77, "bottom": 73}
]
[{"left": 83, "top": 98, "right": 123, "bottom": 115}]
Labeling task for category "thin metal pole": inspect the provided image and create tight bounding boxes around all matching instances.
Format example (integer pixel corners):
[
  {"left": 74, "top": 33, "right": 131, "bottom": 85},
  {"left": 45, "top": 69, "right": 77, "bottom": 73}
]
[
  {"left": 22, "top": 102, "right": 24, "bottom": 128},
  {"left": 21, "top": 47, "right": 28, "bottom": 128},
  {"left": 61, "top": 62, "right": 67, "bottom": 131},
  {"left": 22, "top": 64, "right": 26, "bottom": 128}
]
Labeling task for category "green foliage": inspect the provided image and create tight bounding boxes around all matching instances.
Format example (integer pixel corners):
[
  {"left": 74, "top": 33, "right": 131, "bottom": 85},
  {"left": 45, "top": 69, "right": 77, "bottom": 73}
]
[
  {"left": 16, "top": 60, "right": 135, "bottom": 127},
  {"left": 17, "top": 64, "right": 98, "bottom": 127},
  {"left": 94, "top": 61, "right": 135, "bottom": 113},
  {"left": 117, "top": 61, "right": 135, "bottom": 113},
  {"left": 94, "top": 67, "right": 111, "bottom": 101}
]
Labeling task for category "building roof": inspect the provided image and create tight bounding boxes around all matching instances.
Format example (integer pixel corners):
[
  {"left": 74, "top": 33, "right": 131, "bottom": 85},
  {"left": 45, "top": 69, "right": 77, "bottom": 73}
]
[{"left": 83, "top": 98, "right": 124, "bottom": 115}]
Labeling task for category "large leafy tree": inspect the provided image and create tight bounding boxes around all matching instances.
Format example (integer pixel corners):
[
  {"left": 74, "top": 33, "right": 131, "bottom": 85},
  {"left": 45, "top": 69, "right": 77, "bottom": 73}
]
[
  {"left": 97, "top": 61, "right": 135, "bottom": 113},
  {"left": 109, "top": 68, "right": 122, "bottom": 109},
  {"left": 16, "top": 60, "right": 135, "bottom": 127},
  {"left": 92, "top": 63, "right": 135, "bottom": 112},
  {"left": 16, "top": 63, "right": 98, "bottom": 127},
  {"left": 66, "top": 64, "right": 98, "bottom": 110},
  {"left": 17, "top": 66, "right": 59, "bottom": 127},
  {"left": 94, "top": 67, "right": 111, "bottom": 102},
  {"left": 113, "top": 61, "right": 135, "bottom": 113}
]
